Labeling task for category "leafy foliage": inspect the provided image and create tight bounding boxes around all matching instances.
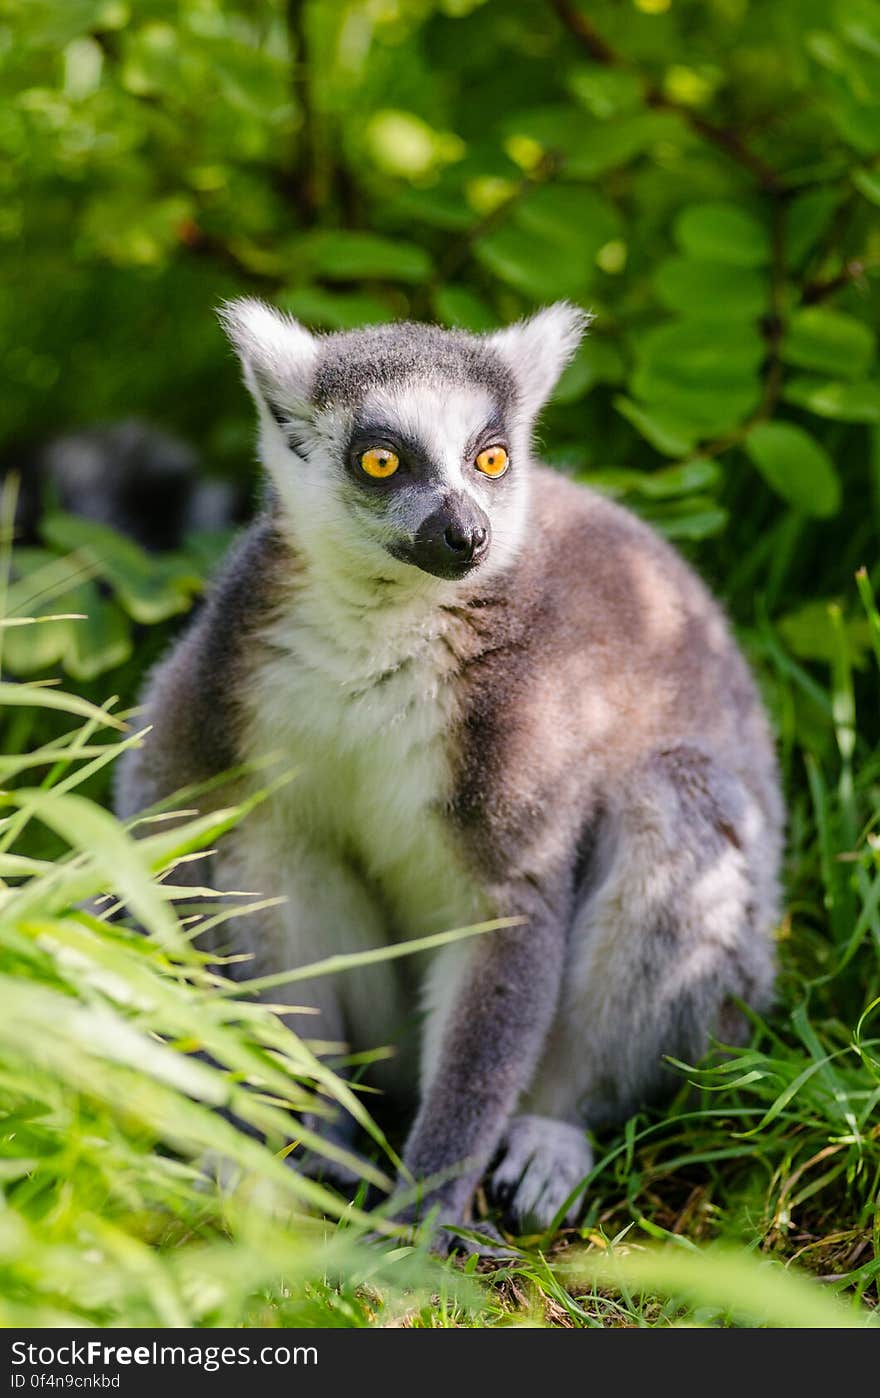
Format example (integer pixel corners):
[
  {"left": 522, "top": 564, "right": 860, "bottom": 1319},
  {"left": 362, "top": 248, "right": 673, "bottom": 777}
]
[
  {"left": 3, "top": 0, "right": 879, "bottom": 656},
  {"left": 4, "top": 513, "right": 214, "bottom": 680}
]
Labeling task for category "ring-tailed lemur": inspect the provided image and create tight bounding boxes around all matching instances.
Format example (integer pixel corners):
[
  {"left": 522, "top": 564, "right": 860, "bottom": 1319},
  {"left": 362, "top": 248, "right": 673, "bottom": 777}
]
[{"left": 116, "top": 299, "right": 783, "bottom": 1249}]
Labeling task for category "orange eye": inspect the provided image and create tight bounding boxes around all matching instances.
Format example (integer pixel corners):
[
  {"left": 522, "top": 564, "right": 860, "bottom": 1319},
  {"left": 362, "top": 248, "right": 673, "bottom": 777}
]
[
  {"left": 360, "top": 447, "right": 400, "bottom": 479},
  {"left": 475, "top": 445, "right": 509, "bottom": 478}
]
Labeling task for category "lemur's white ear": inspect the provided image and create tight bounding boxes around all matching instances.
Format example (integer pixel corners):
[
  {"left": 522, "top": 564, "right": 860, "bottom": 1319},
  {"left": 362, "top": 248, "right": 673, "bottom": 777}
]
[
  {"left": 219, "top": 297, "right": 317, "bottom": 422},
  {"left": 488, "top": 302, "right": 592, "bottom": 420}
]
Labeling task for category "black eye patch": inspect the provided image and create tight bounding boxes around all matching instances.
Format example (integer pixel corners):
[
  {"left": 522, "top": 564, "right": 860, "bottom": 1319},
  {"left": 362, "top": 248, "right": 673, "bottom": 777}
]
[{"left": 346, "top": 422, "right": 429, "bottom": 485}]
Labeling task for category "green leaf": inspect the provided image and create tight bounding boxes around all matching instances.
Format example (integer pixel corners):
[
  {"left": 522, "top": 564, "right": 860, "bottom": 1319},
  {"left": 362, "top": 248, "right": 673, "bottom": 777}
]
[
  {"left": 783, "top": 375, "right": 880, "bottom": 423},
  {"left": 1, "top": 609, "right": 73, "bottom": 674},
  {"left": 675, "top": 202, "right": 771, "bottom": 268},
  {"left": 80, "top": 193, "right": 195, "bottom": 269},
  {"left": 40, "top": 514, "right": 201, "bottom": 624},
  {"left": 13, "top": 0, "right": 114, "bottom": 49},
  {"left": 829, "top": 95, "right": 880, "bottom": 155},
  {"left": 783, "top": 307, "right": 876, "bottom": 378},
  {"left": 121, "top": 22, "right": 181, "bottom": 98},
  {"left": 585, "top": 458, "right": 722, "bottom": 499},
  {"left": 503, "top": 106, "right": 679, "bottom": 177},
  {"left": 63, "top": 583, "right": 132, "bottom": 682},
  {"left": 475, "top": 221, "right": 591, "bottom": 300},
  {"left": 853, "top": 167, "right": 880, "bottom": 204},
  {"left": 631, "top": 319, "right": 764, "bottom": 435},
  {"left": 785, "top": 188, "right": 843, "bottom": 268},
  {"left": 432, "top": 286, "right": 498, "bottom": 331},
  {"left": 552, "top": 339, "right": 625, "bottom": 403},
  {"left": 476, "top": 183, "right": 622, "bottom": 299},
  {"left": 0, "top": 683, "right": 124, "bottom": 730},
  {"left": 567, "top": 64, "right": 644, "bottom": 118},
  {"left": 653, "top": 258, "right": 768, "bottom": 319},
  {"left": 779, "top": 601, "right": 874, "bottom": 668},
  {"left": 298, "top": 231, "right": 432, "bottom": 283},
  {"left": 5, "top": 789, "right": 182, "bottom": 951},
  {"left": 514, "top": 185, "right": 621, "bottom": 260},
  {"left": 564, "top": 112, "right": 681, "bottom": 178},
  {"left": 614, "top": 397, "right": 700, "bottom": 457},
  {"left": 279, "top": 287, "right": 392, "bottom": 329},
  {"left": 387, "top": 185, "right": 475, "bottom": 231},
  {"left": 1, "top": 579, "right": 130, "bottom": 681},
  {"left": 650, "top": 501, "right": 729, "bottom": 540},
  {"left": 745, "top": 421, "right": 841, "bottom": 517},
  {"left": 575, "top": 1243, "right": 870, "bottom": 1329}
]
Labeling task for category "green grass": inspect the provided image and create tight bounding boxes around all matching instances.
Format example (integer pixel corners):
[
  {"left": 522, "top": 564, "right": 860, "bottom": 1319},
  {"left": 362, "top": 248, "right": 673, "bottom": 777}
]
[{"left": 1, "top": 491, "right": 878, "bottom": 1328}]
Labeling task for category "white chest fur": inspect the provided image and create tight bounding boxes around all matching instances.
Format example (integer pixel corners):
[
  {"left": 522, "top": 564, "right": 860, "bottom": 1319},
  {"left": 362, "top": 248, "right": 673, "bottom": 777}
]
[{"left": 239, "top": 577, "right": 484, "bottom": 940}]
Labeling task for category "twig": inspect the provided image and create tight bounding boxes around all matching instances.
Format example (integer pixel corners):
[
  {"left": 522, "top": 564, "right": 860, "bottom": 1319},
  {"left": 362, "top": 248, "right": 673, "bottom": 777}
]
[
  {"left": 546, "top": 0, "right": 617, "bottom": 63},
  {"left": 802, "top": 258, "right": 878, "bottom": 305},
  {"left": 795, "top": 187, "right": 879, "bottom": 303}
]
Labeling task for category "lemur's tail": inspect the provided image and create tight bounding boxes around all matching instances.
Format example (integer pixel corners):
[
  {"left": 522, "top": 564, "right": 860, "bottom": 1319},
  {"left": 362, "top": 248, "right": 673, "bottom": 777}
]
[{"left": 2, "top": 419, "right": 244, "bottom": 553}]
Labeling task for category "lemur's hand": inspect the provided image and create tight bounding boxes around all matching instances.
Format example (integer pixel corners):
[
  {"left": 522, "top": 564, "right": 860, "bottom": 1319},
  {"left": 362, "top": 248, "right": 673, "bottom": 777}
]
[{"left": 488, "top": 1114, "right": 592, "bottom": 1234}]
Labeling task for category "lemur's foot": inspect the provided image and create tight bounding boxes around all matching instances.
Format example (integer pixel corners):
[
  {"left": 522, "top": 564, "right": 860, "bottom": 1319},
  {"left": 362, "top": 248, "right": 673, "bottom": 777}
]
[{"left": 490, "top": 1114, "right": 592, "bottom": 1233}]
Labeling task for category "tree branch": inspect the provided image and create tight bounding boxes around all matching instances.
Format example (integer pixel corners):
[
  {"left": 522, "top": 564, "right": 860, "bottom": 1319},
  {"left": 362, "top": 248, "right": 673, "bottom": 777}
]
[
  {"left": 548, "top": 0, "right": 781, "bottom": 191},
  {"left": 546, "top": 0, "right": 617, "bottom": 63},
  {"left": 801, "top": 258, "right": 878, "bottom": 305}
]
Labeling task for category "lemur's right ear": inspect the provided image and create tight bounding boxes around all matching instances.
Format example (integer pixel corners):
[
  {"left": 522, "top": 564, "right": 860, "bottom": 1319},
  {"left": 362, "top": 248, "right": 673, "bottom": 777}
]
[
  {"left": 488, "top": 302, "right": 591, "bottom": 421},
  {"left": 218, "top": 298, "right": 317, "bottom": 425}
]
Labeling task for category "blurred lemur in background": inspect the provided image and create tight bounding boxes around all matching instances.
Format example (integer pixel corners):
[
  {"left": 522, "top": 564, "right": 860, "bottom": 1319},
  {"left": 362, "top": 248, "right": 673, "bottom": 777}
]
[
  {"left": 116, "top": 299, "right": 783, "bottom": 1252},
  {"left": 4, "top": 420, "right": 240, "bottom": 552}
]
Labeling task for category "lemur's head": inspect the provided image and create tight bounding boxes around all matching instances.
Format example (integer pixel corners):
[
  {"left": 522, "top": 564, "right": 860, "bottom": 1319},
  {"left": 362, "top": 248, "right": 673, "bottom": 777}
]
[{"left": 220, "top": 299, "right": 589, "bottom": 590}]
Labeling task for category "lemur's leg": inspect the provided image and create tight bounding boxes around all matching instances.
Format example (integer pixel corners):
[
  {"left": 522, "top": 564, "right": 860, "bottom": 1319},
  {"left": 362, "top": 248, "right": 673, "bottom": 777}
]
[
  {"left": 491, "top": 744, "right": 778, "bottom": 1232},
  {"left": 207, "top": 825, "right": 410, "bottom": 1186}
]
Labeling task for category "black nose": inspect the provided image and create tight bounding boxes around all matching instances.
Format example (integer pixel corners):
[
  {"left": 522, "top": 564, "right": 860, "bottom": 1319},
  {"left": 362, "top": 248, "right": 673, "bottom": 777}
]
[
  {"left": 443, "top": 523, "right": 488, "bottom": 560},
  {"left": 390, "top": 496, "right": 492, "bottom": 579}
]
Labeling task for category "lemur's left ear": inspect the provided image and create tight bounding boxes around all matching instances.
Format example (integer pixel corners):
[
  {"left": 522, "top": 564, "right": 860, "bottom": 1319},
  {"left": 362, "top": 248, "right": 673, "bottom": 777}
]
[
  {"left": 488, "top": 302, "right": 592, "bottom": 420},
  {"left": 219, "top": 298, "right": 317, "bottom": 424}
]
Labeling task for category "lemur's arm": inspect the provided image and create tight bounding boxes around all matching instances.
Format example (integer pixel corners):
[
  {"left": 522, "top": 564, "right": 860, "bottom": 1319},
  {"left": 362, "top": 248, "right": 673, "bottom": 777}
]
[{"left": 399, "top": 882, "right": 568, "bottom": 1238}]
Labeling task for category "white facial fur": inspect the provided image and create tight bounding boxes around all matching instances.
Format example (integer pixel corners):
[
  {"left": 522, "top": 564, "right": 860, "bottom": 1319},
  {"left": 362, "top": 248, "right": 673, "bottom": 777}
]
[{"left": 350, "top": 377, "right": 531, "bottom": 585}]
